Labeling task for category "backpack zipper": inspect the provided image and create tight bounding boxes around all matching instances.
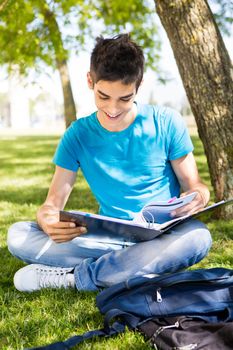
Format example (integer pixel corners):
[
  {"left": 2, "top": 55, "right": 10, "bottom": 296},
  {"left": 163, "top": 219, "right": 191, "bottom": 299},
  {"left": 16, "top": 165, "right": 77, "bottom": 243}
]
[
  {"left": 154, "top": 276, "right": 229, "bottom": 302},
  {"left": 152, "top": 321, "right": 179, "bottom": 340},
  {"left": 155, "top": 279, "right": 215, "bottom": 303},
  {"left": 156, "top": 288, "right": 162, "bottom": 302},
  {"left": 173, "top": 344, "right": 198, "bottom": 350}
]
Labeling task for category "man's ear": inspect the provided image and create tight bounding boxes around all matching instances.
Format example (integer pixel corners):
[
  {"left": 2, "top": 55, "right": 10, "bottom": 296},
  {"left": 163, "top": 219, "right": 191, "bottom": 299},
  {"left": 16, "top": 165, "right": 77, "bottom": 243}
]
[{"left": 87, "top": 72, "right": 94, "bottom": 89}]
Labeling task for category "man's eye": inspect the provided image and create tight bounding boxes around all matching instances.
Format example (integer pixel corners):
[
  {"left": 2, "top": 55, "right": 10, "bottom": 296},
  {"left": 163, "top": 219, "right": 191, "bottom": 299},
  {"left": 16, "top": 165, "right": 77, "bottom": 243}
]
[
  {"left": 99, "top": 96, "right": 109, "bottom": 100},
  {"left": 120, "top": 98, "right": 131, "bottom": 102}
]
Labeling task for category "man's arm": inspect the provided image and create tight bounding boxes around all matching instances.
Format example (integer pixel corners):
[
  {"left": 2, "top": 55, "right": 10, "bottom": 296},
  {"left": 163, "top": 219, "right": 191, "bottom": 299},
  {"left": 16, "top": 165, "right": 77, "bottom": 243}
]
[
  {"left": 171, "top": 152, "right": 210, "bottom": 217},
  {"left": 37, "top": 165, "right": 87, "bottom": 243}
]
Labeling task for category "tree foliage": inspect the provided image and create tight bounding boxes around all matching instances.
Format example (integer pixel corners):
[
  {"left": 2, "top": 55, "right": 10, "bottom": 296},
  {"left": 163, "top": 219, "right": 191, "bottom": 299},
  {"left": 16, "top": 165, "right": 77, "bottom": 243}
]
[
  {"left": 0, "top": 1, "right": 70, "bottom": 73},
  {"left": 210, "top": 0, "right": 233, "bottom": 36},
  {"left": 0, "top": 0, "right": 231, "bottom": 128},
  {"left": 0, "top": 0, "right": 162, "bottom": 127},
  {"left": 0, "top": 0, "right": 230, "bottom": 83},
  {"left": 0, "top": 0, "right": 161, "bottom": 75},
  {"left": 92, "top": 0, "right": 161, "bottom": 71}
]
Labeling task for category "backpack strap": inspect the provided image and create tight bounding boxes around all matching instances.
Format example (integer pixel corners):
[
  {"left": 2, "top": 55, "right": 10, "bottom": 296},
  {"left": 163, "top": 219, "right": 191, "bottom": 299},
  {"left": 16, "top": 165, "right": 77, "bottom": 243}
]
[
  {"left": 104, "top": 308, "right": 141, "bottom": 330},
  {"left": 24, "top": 330, "right": 104, "bottom": 350},
  {"left": 24, "top": 309, "right": 139, "bottom": 350},
  {"left": 24, "top": 329, "right": 116, "bottom": 350}
]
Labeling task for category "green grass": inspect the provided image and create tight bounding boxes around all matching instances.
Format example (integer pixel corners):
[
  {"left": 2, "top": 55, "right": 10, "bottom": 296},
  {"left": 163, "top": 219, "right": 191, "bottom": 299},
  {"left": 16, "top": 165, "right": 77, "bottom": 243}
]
[{"left": 0, "top": 135, "right": 232, "bottom": 349}]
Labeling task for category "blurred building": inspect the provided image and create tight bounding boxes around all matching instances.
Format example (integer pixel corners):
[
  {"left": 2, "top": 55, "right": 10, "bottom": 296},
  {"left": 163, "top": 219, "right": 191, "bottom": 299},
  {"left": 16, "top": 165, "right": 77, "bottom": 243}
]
[
  {"left": 0, "top": 70, "right": 64, "bottom": 131},
  {"left": 8, "top": 72, "right": 30, "bottom": 129}
]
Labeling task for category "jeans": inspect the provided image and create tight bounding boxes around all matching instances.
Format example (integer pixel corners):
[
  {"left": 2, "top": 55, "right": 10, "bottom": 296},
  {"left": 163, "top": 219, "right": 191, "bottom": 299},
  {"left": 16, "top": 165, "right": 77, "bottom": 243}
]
[{"left": 7, "top": 219, "right": 212, "bottom": 291}]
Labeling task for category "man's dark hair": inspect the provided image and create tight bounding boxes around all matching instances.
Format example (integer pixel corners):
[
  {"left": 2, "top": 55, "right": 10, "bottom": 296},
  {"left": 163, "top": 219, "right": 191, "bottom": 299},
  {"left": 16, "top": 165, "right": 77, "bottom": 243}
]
[{"left": 90, "top": 34, "right": 144, "bottom": 90}]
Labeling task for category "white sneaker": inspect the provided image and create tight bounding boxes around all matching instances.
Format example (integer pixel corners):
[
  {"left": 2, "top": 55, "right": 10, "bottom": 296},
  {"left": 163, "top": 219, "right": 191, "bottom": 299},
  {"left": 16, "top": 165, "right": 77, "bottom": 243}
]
[{"left": 14, "top": 264, "right": 75, "bottom": 292}]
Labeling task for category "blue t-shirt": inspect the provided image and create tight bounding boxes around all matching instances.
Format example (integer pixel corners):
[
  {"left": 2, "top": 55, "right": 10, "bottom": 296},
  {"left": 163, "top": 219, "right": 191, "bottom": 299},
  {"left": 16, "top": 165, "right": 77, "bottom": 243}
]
[{"left": 53, "top": 103, "right": 193, "bottom": 220}]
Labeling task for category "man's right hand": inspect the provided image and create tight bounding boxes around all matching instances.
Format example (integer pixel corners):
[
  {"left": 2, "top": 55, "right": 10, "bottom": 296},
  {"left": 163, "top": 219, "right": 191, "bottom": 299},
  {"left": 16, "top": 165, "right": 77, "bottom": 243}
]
[{"left": 37, "top": 205, "right": 87, "bottom": 243}]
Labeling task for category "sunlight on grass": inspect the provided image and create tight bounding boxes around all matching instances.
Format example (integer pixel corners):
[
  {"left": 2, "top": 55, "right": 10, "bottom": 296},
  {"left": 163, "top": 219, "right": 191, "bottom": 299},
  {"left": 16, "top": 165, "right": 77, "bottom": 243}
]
[{"left": 0, "top": 135, "right": 232, "bottom": 350}]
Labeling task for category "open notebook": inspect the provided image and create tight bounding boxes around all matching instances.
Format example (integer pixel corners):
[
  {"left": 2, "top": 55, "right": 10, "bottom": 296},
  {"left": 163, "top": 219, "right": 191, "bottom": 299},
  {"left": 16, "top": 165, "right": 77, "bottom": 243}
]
[{"left": 60, "top": 195, "right": 233, "bottom": 243}]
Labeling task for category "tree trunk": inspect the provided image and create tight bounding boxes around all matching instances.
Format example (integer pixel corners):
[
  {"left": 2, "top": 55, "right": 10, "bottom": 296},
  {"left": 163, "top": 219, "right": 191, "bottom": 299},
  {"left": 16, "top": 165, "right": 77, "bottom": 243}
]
[
  {"left": 56, "top": 59, "right": 77, "bottom": 129},
  {"left": 40, "top": 3, "right": 76, "bottom": 128},
  {"left": 155, "top": 0, "right": 233, "bottom": 218}
]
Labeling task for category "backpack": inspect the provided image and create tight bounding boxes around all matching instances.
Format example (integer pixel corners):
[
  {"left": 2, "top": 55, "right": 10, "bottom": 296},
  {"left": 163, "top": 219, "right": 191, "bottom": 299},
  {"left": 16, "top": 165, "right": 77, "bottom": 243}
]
[
  {"left": 25, "top": 268, "right": 233, "bottom": 350},
  {"left": 138, "top": 316, "right": 233, "bottom": 350}
]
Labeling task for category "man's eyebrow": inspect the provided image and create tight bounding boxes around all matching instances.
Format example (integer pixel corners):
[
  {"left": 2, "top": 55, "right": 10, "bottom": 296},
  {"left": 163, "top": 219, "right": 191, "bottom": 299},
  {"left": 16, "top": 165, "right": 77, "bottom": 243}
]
[
  {"left": 119, "top": 93, "right": 134, "bottom": 99},
  {"left": 97, "top": 90, "right": 134, "bottom": 99},
  {"left": 97, "top": 90, "right": 110, "bottom": 97}
]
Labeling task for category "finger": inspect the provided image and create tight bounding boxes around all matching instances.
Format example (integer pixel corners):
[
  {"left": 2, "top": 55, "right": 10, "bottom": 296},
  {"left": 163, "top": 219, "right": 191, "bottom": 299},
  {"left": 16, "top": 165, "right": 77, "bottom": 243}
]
[
  {"left": 180, "top": 192, "right": 188, "bottom": 197},
  {"left": 52, "top": 221, "right": 78, "bottom": 228},
  {"left": 48, "top": 226, "right": 87, "bottom": 235},
  {"left": 51, "top": 232, "right": 84, "bottom": 243},
  {"left": 172, "top": 202, "right": 203, "bottom": 217},
  {"left": 188, "top": 205, "right": 204, "bottom": 215},
  {"left": 171, "top": 203, "right": 194, "bottom": 217}
]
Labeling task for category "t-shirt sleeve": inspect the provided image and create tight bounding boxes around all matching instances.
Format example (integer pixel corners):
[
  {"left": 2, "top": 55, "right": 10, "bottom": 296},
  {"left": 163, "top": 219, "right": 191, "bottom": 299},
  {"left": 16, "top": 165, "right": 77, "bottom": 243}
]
[
  {"left": 53, "top": 123, "right": 80, "bottom": 172},
  {"left": 165, "top": 108, "right": 194, "bottom": 160}
]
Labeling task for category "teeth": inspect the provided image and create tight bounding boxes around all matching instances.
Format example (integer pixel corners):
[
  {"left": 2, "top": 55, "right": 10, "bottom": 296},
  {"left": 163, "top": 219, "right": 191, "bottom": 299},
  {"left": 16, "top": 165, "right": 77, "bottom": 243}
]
[{"left": 106, "top": 113, "right": 119, "bottom": 118}]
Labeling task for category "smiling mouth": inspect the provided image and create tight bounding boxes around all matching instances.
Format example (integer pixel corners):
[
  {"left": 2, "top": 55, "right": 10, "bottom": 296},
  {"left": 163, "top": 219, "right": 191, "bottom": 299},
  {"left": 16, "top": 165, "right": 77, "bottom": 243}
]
[{"left": 105, "top": 112, "right": 122, "bottom": 119}]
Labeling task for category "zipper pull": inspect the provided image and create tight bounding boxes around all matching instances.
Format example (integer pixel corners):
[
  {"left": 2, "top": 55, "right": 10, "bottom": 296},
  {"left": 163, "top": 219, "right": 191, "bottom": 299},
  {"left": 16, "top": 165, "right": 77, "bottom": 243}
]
[
  {"left": 156, "top": 288, "right": 162, "bottom": 302},
  {"left": 153, "top": 321, "right": 179, "bottom": 340},
  {"left": 162, "top": 321, "right": 179, "bottom": 330}
]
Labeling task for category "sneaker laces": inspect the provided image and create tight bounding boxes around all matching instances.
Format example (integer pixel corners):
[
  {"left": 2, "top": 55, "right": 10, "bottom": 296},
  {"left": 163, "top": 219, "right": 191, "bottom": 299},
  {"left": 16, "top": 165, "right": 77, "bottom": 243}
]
[{"left": 35, "top": 266, "right": 73, "bottom": 289}]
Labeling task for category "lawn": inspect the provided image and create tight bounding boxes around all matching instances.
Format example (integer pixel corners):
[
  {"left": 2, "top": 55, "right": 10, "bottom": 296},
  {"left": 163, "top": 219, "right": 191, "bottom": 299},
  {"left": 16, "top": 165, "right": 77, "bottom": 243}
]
[{"left": 0, "top": 135, "right": 233, "bottom": 350}]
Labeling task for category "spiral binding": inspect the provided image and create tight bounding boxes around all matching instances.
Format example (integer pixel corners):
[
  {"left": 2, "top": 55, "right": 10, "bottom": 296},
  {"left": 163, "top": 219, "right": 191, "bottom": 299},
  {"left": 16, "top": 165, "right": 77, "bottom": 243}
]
[{"left": 141, "top": 209, "right": 155, "bottom": 228}]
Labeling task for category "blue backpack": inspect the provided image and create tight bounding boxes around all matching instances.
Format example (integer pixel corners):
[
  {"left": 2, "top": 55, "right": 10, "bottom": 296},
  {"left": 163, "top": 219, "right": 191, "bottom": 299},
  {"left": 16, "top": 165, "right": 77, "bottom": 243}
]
[{"left": 26, "top": 268, "right": 233, "bottom": 350}]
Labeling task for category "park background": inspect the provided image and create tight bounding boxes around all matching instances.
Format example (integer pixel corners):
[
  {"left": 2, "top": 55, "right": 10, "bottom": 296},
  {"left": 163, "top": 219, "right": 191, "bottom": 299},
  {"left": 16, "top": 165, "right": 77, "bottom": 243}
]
[
  {"left": 0, "top": 1, "right": 232, "bottom": 134},
  {"left": 0, "top": 1, "right": 233, "bottom": 349}
]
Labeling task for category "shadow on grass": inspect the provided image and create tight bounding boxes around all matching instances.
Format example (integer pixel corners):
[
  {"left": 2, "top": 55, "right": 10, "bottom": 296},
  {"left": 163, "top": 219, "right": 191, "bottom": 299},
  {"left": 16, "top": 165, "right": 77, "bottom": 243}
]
[
  {"left": 0, "top": 244, "right": 104, "bottom": 349},
  {"left": 0, "top": 186, "right": 97, "bottom": 211},
  {"left": 0, "top": 135, "right": 99, "bottom": 215},
  {"left": 0, "top": 134, "right": 231, "bottom": 350},
  {"left": 0, "top": 135, "right": 59, "bottom": 157}
]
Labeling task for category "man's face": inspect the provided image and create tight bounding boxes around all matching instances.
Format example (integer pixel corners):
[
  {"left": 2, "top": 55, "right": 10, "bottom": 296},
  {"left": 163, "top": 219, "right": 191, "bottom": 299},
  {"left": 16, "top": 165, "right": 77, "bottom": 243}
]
[{"left": 87, "top": 73, "right": 138, "bottom": 132}]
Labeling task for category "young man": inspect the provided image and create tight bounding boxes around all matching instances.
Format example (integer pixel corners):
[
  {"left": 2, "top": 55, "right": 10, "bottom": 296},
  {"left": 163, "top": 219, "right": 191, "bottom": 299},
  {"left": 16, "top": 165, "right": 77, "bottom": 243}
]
[{"left": 8, "top": 34, "right": 212, "bottom": 292}]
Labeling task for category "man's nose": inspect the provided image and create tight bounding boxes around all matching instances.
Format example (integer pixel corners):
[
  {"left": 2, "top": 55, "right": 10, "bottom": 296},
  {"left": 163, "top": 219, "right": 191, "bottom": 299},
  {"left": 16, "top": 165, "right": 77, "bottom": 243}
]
[{"left": 107, "top": 102, "right": 119, "bottom": 115}]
